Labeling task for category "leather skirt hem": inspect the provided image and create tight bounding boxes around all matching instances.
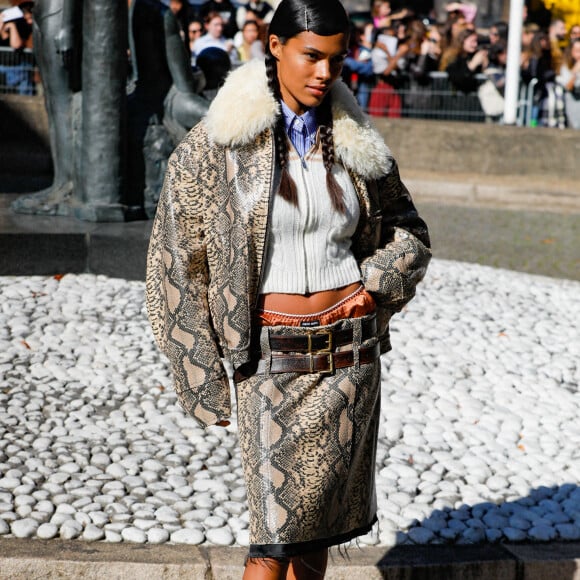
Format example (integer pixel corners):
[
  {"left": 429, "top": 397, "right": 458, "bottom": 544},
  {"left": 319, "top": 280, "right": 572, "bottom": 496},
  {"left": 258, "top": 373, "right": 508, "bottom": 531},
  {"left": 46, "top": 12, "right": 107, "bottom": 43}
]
[{"left": 247, "top": 516, "right": 378, "bottom": 559}]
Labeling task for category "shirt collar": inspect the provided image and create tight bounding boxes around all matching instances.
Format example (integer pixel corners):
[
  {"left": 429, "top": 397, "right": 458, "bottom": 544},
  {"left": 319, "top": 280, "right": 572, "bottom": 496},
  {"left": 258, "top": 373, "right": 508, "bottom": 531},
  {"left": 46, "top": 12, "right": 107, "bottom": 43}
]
[{"left": 280, "top": 100, "right": 318, "bottom": 136}]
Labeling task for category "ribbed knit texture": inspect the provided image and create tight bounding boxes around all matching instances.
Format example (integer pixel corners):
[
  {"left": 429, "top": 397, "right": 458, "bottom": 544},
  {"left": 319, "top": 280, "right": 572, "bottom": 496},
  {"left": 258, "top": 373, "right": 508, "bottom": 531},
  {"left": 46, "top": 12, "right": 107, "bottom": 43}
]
[{"left": 260, "top": 146, "right": 362, "bottom": 294}]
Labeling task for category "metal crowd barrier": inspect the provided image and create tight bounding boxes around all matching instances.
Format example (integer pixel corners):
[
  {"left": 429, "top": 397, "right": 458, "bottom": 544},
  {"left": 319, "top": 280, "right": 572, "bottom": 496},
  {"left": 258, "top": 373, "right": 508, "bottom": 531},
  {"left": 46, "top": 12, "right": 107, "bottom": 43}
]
[
  {"left": 367, "top": 71, "right": 486, "bottom": 122},
  {"left": 1, "top": 50, "right": 538, "bottom": 127},
  {"left": 516, "top": 77, "right": 539, "bottom": 127},
  {"left": 363, "top": 71, "right": 538, "bottom": 126},
  {"left": 0, "top": 47, "right": 38, "bottom": 96}
]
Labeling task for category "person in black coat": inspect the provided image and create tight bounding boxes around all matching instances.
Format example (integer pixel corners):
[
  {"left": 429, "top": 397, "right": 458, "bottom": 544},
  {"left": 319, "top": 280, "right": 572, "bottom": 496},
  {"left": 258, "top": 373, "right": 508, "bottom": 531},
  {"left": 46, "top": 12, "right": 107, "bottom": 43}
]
[{"left": 444, "top": 27, "right": 488, "bottom": 93}]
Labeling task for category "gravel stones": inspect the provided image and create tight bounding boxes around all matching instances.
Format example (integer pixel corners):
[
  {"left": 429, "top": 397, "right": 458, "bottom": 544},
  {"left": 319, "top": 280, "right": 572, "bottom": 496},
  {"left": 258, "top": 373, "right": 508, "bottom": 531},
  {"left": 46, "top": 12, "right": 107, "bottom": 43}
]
[{"left": 0, "top": 264, "right": 579, "bottom": 548}]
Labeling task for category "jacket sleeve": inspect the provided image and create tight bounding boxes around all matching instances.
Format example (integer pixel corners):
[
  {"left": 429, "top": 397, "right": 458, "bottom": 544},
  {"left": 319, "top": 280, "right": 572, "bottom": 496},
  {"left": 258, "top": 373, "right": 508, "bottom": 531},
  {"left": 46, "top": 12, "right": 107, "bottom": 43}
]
[
  {"left": 359, "top": 158, "right": 431, "bottom": 314},
  {"left": 146, "top": 146, "right": 230, "bottom": 428},
  {"left": 446, "top": 56, "right": 480, "bottom": 93}
]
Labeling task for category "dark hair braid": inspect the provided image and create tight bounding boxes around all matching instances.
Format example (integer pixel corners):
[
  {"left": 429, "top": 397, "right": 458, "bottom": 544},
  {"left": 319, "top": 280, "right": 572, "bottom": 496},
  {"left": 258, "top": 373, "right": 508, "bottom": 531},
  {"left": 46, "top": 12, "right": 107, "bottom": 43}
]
[
  {"left": 265, "top": 0, "right": 350, "bottom": 211},
  {"left": 317, "top": 95, "right": 346, "bottom": 213},
  {"left": 265, "top": 53, "right": 299, "bottom": 206}
]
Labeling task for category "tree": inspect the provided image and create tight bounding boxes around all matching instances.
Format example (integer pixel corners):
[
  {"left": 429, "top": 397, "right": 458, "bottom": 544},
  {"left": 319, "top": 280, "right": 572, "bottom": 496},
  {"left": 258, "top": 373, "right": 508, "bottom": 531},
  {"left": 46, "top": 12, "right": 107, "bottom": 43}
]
[{"left": 544, "top": 0, "right": 580, "bottom": 28}]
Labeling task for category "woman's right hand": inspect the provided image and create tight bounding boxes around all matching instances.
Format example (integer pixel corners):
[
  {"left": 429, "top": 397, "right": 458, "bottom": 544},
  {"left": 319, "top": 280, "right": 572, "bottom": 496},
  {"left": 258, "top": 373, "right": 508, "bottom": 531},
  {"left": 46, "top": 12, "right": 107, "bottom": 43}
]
[{"left": 469, "top": 49, "right": 488, "bottom": 71}]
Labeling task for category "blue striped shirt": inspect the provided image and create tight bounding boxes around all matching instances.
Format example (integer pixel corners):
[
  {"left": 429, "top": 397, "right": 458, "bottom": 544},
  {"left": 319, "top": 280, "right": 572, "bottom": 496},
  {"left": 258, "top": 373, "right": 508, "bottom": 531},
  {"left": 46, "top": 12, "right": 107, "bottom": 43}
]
[{"left": 280, "top": 100, "right": 318, "bottom": 159}]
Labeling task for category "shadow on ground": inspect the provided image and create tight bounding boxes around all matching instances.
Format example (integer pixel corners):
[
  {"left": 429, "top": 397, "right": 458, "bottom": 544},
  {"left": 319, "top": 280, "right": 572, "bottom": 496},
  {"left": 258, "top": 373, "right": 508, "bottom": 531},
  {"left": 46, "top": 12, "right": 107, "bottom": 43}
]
[{"left": 376, "top": 484, "right": 580, "bottom": 579}]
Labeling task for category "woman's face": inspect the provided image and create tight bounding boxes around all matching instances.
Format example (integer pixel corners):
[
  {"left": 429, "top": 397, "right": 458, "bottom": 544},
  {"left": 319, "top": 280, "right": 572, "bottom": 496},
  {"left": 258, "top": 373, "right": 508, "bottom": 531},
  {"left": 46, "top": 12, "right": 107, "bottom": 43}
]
[
  {"left": 269, "top": 31, "right": 348, "bottom": 115},
  {"left": 522, "top": 30, "right": 535, "bottom": 48},
  {"left": 206, "top": 16, "right": 224, "bottom": 39},
  {"left": 243, "top": 22, "right": 259, "bottom": 44},
  {"left": 397, "top": 23, "right": 407, "bottom": 40},
  {"left": 463, "top": 32, "right": 478, "bottom": 53},
  {"left": 189, "top": 22, "right": 203, "bottom": 42},
  {"left": 378, "top": 2, "right": 391, "bottom": 17},
  {"left": 572, "top": 41, "right": 580, "bottom": 63},
  {"left": 570, "top": 26, "right": 580, "bottom": 41},
  {"left": 169, "top": 0, "right": 183, "bottom": 15},
  {"left": 428, "top": 26, "right": 441, "bottom": 44}
]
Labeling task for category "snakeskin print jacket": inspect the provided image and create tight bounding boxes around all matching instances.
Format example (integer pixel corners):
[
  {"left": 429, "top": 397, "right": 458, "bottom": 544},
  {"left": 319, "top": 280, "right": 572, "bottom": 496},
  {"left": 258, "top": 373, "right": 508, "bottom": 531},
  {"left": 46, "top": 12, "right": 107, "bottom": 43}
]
[{"left": 146, "top": 59, "right": 431, "bottom": 427}]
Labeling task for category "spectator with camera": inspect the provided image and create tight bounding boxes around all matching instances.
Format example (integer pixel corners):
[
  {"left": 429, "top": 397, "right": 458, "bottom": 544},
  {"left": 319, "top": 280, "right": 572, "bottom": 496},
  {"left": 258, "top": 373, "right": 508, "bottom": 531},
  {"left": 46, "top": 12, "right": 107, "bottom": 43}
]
[
  {"left": 0, "top": 2, "right": 33, "bottom": 50},
  {"left": 443, "top": 27, "right": 488, "bottom": 94}
]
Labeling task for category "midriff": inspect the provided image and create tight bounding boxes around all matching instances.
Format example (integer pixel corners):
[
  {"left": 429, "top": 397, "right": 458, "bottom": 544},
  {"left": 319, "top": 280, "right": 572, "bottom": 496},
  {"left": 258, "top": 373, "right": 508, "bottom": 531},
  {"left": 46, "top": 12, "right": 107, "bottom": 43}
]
[{"left": 258, "top": 282, "right": 362, "bottom": 315}]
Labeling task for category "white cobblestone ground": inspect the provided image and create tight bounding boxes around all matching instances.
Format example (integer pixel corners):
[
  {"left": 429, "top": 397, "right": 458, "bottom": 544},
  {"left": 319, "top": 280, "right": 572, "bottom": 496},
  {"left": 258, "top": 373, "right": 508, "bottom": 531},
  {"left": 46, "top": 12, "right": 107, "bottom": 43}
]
[{"left": 0, "top": 259, "right": 579, "bottom": 547}]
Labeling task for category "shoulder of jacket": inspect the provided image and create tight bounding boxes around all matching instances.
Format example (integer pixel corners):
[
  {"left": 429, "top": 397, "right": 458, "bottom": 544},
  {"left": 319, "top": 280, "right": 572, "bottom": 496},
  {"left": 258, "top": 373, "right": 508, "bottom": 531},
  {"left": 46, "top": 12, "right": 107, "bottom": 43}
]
[
  {"left": 204, "top": 60, "right": 279, "bottom": 148},
  {"left": 331, "top": 80, "right": 394, "bottom": 179}
]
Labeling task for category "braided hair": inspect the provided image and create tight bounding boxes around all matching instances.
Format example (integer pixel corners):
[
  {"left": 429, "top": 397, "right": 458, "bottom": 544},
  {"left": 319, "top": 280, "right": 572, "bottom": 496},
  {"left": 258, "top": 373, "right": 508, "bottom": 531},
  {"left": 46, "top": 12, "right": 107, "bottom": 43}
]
[{"left": 266, "top": 0, "right": 350, "bottom": 213}]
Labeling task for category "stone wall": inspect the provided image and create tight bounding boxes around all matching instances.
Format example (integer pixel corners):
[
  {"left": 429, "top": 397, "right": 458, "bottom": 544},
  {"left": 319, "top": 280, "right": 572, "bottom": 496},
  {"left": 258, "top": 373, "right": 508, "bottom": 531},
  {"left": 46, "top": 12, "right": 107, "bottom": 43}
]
[{"left": 372, "top": 117, "right": 580, "bottom": 180}]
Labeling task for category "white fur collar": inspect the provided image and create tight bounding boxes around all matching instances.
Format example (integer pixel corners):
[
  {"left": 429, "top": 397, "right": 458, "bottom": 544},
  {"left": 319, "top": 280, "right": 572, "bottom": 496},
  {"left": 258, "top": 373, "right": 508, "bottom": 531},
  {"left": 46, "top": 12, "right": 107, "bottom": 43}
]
[{"left": 204, "top": 59, "right": 393, "bottom": 179}]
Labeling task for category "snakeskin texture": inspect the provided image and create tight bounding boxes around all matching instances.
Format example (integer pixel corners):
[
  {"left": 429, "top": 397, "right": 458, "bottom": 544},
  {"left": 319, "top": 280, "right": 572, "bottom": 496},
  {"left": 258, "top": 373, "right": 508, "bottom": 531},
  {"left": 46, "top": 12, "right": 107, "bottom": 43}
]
[
  {"left": 146, "top": 102, "right": 431, "bottom": 428},
  {"left": 236, "top": 317, "right": 381, "bottom": 552},
  {"left": 146, "top": 124, "right": 232, "bottom": 427}
]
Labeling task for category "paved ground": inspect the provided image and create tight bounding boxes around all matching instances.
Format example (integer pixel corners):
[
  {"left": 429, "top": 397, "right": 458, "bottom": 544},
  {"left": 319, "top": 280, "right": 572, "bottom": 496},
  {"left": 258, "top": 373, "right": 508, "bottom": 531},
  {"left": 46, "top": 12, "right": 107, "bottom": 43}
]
[
  {"left": 416, "top": 201, "right": 579, "bottom": 281},
  {"left": 1, "top": 172, "right": 579, "bottom": 281}
]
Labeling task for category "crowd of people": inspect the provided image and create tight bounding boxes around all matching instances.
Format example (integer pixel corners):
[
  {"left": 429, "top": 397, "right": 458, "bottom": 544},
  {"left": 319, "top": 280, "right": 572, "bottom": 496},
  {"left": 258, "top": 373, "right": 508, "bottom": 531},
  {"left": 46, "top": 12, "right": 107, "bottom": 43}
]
[
  {"left": 159, "top": 0, "right": 580, "bottom": 128},
  {"left": 340, "top": 1, "right": 580, "bottom": 127},
  {"left": 1, "top": 0, "right": 580, "bottom": 128}
]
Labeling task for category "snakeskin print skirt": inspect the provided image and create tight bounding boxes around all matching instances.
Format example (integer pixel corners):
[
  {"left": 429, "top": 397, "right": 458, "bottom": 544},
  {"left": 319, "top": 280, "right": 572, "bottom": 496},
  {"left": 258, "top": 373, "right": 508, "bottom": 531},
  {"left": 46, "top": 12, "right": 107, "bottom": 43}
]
[{"left": 235, "top": 313, "right": 381, "bottom": 559}]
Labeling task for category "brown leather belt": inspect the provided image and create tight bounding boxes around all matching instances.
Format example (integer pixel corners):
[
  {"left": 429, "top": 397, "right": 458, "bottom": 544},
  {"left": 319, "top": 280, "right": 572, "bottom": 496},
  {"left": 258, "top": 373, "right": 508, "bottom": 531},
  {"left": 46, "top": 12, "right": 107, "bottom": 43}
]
[
  {"left": 234, "top": 343, "right": 380, "bottom": 381},
  {"left": 265, "top": 317, "right": 377, "bottom": 353}
]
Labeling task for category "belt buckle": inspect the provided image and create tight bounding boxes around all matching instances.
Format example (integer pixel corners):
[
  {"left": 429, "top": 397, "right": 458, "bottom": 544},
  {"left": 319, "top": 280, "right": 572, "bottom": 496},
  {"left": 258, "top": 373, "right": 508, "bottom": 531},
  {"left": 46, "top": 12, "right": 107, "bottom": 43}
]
[
  {"left": 307, "top": 330, "right": 334, "bottom": 374},
  {"left": 306, "top": 329, "right": 333, "bottom": 353},
  {"left": 309, "top": 352, "right": 334, "bottom": 374}
]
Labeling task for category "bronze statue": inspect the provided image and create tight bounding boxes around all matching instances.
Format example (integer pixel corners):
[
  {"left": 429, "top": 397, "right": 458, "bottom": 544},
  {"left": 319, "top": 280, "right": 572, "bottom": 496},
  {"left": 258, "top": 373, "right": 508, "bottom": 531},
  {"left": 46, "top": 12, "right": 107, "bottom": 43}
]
[
  {"left": 12, "top": 0, "right": 208, "bottom": 222},
  {"left": 127, "top": 0, "right": 208, "bottom": 219},
  {"left": 12, "top": 0, "right": 126, "bottom": 221}
]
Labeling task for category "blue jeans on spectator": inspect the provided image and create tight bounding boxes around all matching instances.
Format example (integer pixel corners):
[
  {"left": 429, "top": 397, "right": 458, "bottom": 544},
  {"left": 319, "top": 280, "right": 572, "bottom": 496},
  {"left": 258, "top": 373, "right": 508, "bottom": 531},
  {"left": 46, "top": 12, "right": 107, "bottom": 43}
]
[
  {"left": 0, "top": 64, "right": 34, "bottom": 95},
  {"left": 344, "top": 57, "right": 374, "bottom": 111}
]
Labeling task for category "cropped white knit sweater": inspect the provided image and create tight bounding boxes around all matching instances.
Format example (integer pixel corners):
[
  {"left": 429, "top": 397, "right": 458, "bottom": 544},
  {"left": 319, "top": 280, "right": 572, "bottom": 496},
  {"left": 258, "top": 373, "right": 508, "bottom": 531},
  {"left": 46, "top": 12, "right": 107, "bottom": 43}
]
[{"left": 259, "top": 145, "right": 362, "bottom": 294}]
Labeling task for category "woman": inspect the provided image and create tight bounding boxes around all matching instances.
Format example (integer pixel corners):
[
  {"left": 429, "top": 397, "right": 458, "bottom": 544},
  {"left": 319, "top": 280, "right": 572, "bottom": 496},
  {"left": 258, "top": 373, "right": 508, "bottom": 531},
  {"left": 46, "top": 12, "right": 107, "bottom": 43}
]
[
  {"left": 371, "top": 0, "right": 409, "bottom": 32},
  {"left": 569, "top": 24, "right": 580, "bottom": 43},
  {"left": 403, "top": 20, "right": 442, "bottom": 117},
  {"left": 187, "top": 18, "right": 204, "bottom": 57},
  {"left": 557, "top": 38, "right": 580, "bottom": 128},
  {"left": 0, "top": 2, "right": 33, "bottom": 50},
  {"left": 236, "top": 19, "right": 265, "bottom": 62},
  {"left": 412, "top": 21, "right": 443, "bottom": 82},
  {"left": 146, "top": 0, "right": 431, "bottom": 578},
  {"left": 191, "top": 11, "right": 239, "bottom": 65},
  {"left": 442, "top": 27, "right": 488, "bottom": 93},
  {"left": 521, "top": 29, "right": 563, "bottom": 127}
]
